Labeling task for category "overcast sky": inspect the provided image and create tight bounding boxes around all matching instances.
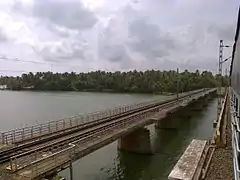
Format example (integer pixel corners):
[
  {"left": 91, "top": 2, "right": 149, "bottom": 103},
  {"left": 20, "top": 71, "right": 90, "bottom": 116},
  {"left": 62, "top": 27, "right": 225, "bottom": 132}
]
[{"left": 0, "top": 0, "right": 239, "bottom": 75}]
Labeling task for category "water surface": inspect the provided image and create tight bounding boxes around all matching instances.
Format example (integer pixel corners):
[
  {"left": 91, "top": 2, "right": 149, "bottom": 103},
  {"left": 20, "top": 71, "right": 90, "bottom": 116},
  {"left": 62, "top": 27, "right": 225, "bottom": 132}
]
[{"left": 0, "top": 91, "right": 159, "bottom": 130}]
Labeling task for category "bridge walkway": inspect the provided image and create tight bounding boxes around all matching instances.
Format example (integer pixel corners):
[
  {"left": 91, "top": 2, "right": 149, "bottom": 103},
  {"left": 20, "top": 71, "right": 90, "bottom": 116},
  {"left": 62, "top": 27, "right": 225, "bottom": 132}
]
[
  {"left": 205, "top": 112, "right": 233, "bottom": 179},
  {"left": 205, "top": 88, "right": 234, "bottom": 179}
]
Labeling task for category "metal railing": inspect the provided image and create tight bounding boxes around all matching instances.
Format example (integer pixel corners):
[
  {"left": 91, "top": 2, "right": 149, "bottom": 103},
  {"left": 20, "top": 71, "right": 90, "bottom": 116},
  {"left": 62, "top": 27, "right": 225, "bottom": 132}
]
[
  {"left": 0, "top": 100, "right": 157, "bottom": 145},
  {"left": 11, "top": 105, "right": 159, "bottom": 179},
  {"left": 0, "top": 89, "right": 207, "bottom": 145},
  {"left": 6, "top": 89, "right": 215, "bottom": 179},
  {"left": 8, "top": 99, "right": 167, "bottom": 172},
  {"left": 230, "top": 87, "right": 240, "bottom": 180}
]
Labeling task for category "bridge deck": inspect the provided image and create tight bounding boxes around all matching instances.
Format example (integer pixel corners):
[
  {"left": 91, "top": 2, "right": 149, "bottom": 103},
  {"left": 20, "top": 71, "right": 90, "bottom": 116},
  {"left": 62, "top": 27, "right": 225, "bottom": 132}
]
[
  {"left": 16, "top": 115, "right": 157, "bottom": 179},
  {"left": 0, "top": 89, "right": 216, "bottom": 180}
]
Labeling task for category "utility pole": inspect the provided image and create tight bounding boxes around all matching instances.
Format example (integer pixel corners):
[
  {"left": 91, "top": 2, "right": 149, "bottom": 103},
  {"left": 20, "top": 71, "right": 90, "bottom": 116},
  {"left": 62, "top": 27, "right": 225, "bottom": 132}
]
[
  {"left": 225, "top": 68, "right": 228, "bottom": 94},
  {"left": 216, "top": 40, "right": 231, "bottom": 121},
  {"left": 217, "top": 40, "right": 223, "bottom": 118},
  {"left": 177, "top": 68, "right": 179, "bottom": 100}
]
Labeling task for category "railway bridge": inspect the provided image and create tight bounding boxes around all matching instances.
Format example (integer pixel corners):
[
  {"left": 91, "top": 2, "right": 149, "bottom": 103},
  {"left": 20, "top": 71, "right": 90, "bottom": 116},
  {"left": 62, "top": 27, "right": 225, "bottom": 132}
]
[{"left": 0, "top": 88, "right": 216, "bottom": 180}]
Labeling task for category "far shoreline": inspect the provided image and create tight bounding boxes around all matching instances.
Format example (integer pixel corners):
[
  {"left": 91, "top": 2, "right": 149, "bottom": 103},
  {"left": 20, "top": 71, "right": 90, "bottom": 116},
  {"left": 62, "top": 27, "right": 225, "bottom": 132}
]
[{"left": 0, "top": 88, "right": 175, "bottom": 96}]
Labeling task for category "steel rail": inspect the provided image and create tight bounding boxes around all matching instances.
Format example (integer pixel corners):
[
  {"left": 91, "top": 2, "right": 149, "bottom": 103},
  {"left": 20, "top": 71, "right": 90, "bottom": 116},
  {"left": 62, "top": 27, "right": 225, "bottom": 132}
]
[
  {"left": 0, "top": 89, "right": 206, "bottom": 145},
  {"left": 10, "top": 95, "right": 181, "bottom": 172},
  {"left": 0, "top": 89, "right": 209, "bottom": 161},
  {"left": 8, "top": 89, "right": 213, "bottom": 173},
  {"left": 3, "top": 91, "right": 188, "bottom": 165},
  {"left": 16, "top": 90, "right": 213, "bottom": 179}
]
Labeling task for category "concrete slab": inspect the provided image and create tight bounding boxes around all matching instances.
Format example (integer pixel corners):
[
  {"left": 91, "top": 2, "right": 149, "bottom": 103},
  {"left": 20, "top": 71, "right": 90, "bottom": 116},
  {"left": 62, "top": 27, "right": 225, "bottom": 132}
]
[{"left": 168, "top": 139, "right": 207, "bottom": 180}]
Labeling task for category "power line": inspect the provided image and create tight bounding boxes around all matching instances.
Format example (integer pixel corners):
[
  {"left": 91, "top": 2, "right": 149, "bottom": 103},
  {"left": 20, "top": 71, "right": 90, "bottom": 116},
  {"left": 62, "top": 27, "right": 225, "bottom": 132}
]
[
  {"left": 0, "top": 56, "right": 85, "bottom": 72},
  {"left": 0, "top": 69, "right": 51, "bottom": 73},
  {"left": 0, "top": 56, "right": 45, "bottom": 64}
]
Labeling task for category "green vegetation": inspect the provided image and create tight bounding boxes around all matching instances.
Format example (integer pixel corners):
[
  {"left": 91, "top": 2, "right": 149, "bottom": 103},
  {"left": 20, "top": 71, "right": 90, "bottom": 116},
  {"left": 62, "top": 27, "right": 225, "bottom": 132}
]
[{"left": 0, "top": 70, "right": 228, "bottom": 93}]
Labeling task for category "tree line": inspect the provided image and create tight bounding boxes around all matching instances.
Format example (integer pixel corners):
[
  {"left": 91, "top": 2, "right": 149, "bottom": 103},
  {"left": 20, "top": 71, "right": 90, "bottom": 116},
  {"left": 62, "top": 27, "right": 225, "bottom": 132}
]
[{"left": 0, "top": 70, "right": 228, "bottom": 94}]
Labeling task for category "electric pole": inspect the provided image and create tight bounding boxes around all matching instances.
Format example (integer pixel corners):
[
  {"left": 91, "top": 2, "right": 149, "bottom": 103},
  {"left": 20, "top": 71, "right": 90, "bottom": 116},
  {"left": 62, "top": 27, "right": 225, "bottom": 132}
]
[
  {"left": 177, "top": 68, "right": 179, "bottom": 100},
  {"left": 217, "top": 40, "right": 223, "bottom": 117},
  {"left": 217, "top": 40, "right": 231, "bottom": 118}
]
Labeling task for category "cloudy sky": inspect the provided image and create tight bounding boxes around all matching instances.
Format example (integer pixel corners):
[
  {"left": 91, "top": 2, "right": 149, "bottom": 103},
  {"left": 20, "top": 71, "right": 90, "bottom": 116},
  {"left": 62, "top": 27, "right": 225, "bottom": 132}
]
[{"left": 0, "top": 0, "right": 239, "bottom": 75}]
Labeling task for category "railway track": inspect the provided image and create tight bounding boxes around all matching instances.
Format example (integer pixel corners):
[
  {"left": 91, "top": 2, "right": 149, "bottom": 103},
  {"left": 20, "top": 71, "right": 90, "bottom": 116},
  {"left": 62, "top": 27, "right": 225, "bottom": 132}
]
[
  {"left": 0, "top": 97, "right": 171, "bottom": 160},
  {"left": 9, "top": 89, "right": 205, "bottom": 146},
  {"left": 0, "top": 96, "right": 172, "bottom": 165},
  {"left": 8, "top": 94, "right": 186, "bottom": 172},
  {"left": 0, "top": 89, "right": 210, "bottom": 167},
  {"left": 0, "top": 98, "right": 165, "bottom": 161}
]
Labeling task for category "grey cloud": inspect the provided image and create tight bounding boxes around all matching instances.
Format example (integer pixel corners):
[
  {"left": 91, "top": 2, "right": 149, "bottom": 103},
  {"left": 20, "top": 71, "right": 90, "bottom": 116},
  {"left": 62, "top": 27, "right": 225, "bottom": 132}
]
[
  {"left": 0, "top": 27, "right": 8, "bottom": 42},
  {"left": 34, "top": 38, "right": 92, "bottom": 62},
  {"left": 13, "top": 0, "right": 97, "bottom": 62},
  {"left": 128, "top": 17, "right": 178, "bottom": 59},
  {"left": 98, "top": 27, "right": 130, "bottom": 62},
  {"left": 216, "top": 25, "right": 235, "bottom": 41},
  {"left": 207, "top": 23, "right": 235, "bottom": 41},
  {"left": 99, "top": 44, "right": 130, "bottom": 62},
  {"left": 97, "top": 12, "right": 131, "bottom": 63},
  {"left": 14, "top": 0, "right": 98, "bottom": 30},
  {"left": 47, "top": 24, "right": 78, "bottom": 38},
  {"left": 98, "top": 5, "right": 179, "bottom": 64},
  {"left": 8, "top": 0, "right": 237, "bottom": 72},
  {"left": 33, "top": 0, "right": 97, "bottom": 30}
]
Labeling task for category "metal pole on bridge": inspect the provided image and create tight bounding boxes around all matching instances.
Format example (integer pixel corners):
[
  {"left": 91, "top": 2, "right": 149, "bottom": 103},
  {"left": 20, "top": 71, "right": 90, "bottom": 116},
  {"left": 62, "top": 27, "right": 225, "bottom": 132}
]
[
  {"left": 217, "top": 40, "right": 223, "bottom": 118},
  {"left": 217, "top": 40, "right": 231, "bottom": 117},
  {"left": 69, "top": 162, "right": 73, "bottom": 180},
  {"left": 177, "top": 68, "right": 179, "bottom": 100}
]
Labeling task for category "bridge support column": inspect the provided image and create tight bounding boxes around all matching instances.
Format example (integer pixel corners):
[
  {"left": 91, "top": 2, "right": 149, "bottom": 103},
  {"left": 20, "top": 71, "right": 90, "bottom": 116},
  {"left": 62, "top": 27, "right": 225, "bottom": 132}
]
[
  {"left": 118, "top": 127, "right": 152, "bottom": 154},
  {"left": 191, "top": 99, "right": 206, "bottom": 111},
  {"left": 69, "top": 162, "right": 73, "bottom": 180}
]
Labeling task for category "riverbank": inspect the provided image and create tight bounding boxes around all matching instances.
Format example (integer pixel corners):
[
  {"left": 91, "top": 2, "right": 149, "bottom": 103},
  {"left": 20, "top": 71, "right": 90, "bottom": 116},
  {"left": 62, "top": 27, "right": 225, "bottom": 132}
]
[{"left": 0, "top": 88, "right": 175, "bottom": 96}]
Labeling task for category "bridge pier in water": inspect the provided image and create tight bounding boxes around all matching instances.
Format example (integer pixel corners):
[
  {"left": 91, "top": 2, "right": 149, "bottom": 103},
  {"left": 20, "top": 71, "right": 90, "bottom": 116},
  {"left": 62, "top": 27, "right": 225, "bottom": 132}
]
[
  {"left": 155, "top": 94, "right": 214, "bottom": 129},
  {"left": 118, "top": 127, "right": 152, "bottom": 154},
  {"left": 190, "top": 99, "right": 207, "bottom": 111},
  {"left": 118, "top": 91, "right": 216, "bottom": 154}
]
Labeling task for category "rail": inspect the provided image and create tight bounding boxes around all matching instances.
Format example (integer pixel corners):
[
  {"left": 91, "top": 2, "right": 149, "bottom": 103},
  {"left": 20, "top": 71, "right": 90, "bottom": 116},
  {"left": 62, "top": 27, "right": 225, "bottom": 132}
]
[
  {"left": 6, "top": 89, "right": 215, "bottom": 179},
  {"left": 9, "top": 96, "right": 179, "bottom": 173},
  {"left": 0, "top": 89, "right": 206, "bottom": 145},
  {"left": 12, "top": 102, "right": 160, "bottom": 178},
  {"left": 0, "top": 99, "right": 160, "bottom": 145},
  {"left": 230, "top": 87, "right": 240, "bottom": 180},
  {"left": 215, "top": 90, "right": 228, "bottom": 146},
  {"left": 24, "top": 143, "right": 75, "bottom": 179}
]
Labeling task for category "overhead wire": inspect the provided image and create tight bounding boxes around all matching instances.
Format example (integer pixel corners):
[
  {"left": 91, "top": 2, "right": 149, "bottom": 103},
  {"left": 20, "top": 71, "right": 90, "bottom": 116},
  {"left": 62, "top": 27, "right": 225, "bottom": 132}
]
[{"left": 0, "top": 56, "right": 85, "bottom": 75}]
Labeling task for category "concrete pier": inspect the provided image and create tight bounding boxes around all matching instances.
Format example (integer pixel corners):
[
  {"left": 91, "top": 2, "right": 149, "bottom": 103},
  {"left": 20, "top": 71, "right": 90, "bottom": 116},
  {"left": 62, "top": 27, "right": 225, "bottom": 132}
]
[{"left": 118, "top": 127, "right": 152, "bottom": 154}]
